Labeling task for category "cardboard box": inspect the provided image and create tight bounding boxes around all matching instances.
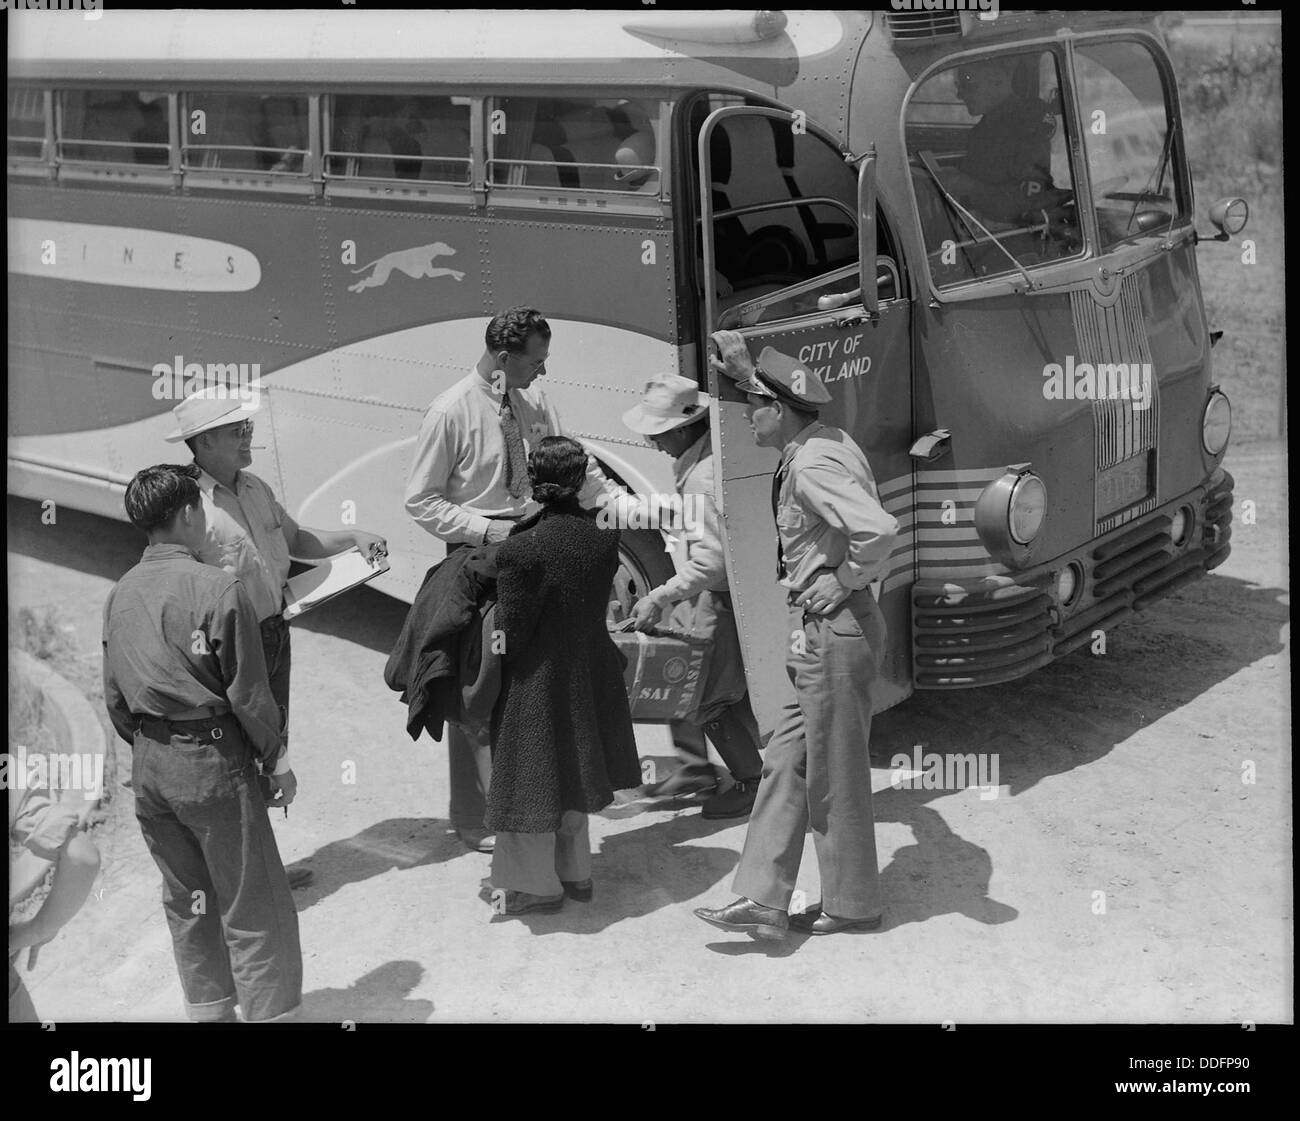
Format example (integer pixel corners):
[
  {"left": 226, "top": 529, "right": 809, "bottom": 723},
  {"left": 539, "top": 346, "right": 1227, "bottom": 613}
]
[{"left": 610, "top": 629, "right": 712, "bottom": 723}]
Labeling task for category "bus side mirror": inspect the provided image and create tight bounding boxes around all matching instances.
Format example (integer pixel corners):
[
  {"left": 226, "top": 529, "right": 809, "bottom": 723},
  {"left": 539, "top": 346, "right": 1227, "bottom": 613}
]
[{"left": 1202, "top": 196, "right": 1249, "bottom": 242}]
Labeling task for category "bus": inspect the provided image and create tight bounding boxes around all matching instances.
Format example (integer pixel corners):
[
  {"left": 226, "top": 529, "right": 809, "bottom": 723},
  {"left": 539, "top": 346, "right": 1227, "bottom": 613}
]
[{"left": 7, "top": 8, "right": 1247, "bottom": 735}]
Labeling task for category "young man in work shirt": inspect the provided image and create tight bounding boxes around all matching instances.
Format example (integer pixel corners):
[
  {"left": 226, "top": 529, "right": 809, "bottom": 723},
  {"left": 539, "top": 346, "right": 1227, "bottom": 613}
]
[
  {"left": 166, "top": 386, "right": 387, "bottom": 885},
  {"left": 403, "top": 306, "right": 626, "bottom": 853},
  {"left": 103, "top": 463, "right": 302, "bottom": 1021},
  {"left": 695, "top": 332, "right": 900, "bottom": 940}
]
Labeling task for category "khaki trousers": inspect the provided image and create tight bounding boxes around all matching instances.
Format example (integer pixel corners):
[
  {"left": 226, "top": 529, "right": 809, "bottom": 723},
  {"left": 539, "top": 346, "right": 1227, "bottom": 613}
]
[
  {"left": 490, "top": 812, "right": 591, "bottom": 896},
  {"left": 731, "top": 588, "right": 885, "bottom": 920}
]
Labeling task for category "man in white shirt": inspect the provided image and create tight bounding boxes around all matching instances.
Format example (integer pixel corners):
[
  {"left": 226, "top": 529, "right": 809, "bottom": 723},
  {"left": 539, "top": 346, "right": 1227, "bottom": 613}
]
[
  {"left": 166, "top": 387, "right": 388, "bottom": 888},
  {"left": 404, "top": 306, "right": 625, "bottom": 853}
]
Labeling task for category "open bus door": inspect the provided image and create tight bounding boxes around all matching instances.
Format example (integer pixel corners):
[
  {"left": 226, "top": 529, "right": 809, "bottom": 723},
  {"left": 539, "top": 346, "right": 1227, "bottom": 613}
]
[{"left": 696, "top": 105, "right": 915, "bottom": 736}]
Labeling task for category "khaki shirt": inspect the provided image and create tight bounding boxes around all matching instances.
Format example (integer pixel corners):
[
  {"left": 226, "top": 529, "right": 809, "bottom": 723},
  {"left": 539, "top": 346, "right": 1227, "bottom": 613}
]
[
  {"left": 647, "top": 431, "right": 728, "bottom": 607},
  {"left": 194, "top": 467, "right": 298, "bottom": 622},
  {"left": 404, "top": 369, "right": 623, "bottom": 547},
  {"left": 775, "top": 423, "right": 899, "bottom": 594}
]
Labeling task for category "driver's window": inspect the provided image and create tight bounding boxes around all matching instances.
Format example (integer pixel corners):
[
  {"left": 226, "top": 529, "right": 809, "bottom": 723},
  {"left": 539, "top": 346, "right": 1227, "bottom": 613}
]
[
  {"left": 700, "top": 110, "right": 860, "bottom": 327},
  {"left": 905, "top": 50, "right": 1080, "bottom": 287}
]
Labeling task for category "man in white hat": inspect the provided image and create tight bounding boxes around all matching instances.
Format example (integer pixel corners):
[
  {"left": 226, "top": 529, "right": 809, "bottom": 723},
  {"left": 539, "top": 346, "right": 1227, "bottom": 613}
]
[
  {"left": 166, "top": 386, "right": 387, "bottom": 889},
  {"left": 621, "top": 374, "right": 764, "bottom": 819}
]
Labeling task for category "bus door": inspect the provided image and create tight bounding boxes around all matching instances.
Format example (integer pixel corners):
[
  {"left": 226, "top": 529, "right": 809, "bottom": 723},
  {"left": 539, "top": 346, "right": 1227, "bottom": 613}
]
[{"left": 694, "top": 103, "right": 915, "bottom": 735}]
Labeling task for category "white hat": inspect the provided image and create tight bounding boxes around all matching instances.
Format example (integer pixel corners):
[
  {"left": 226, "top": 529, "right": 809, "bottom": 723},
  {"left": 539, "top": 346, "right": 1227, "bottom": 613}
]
[
  {"left": 622, "top": 374, "right": 711, "bottom": 436},
  {"left": 165, "top": 386, "right": 261, "bottom": 443}
]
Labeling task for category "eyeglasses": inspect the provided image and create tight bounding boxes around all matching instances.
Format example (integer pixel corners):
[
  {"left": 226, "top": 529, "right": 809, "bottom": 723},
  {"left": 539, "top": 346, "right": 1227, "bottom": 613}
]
[
  {"left": 509, "top": 349, "right": 549, "bottom": 374},
  {"left": 220, "top": 419, "right": 255, "bottom": 437}
]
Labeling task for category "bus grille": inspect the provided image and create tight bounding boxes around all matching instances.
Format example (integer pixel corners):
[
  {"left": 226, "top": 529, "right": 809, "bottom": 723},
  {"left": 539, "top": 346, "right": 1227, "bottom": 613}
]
[
  {"left": 912, "top": 469, "right": 1234, "bottom": 688},
  {"left": 912, "top": 583, "right": 1055, "bottom": 688},
  {"left": 886, "top": 12, "right": 963, "bottom": 43},
  {"left": 1071, "top": 275, "right": 1160, "bottom": 533}
]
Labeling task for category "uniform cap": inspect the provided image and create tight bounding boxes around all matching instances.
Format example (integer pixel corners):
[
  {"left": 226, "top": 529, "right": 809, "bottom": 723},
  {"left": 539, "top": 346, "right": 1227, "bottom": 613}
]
[{"left": 752, "top": 346, "right": 832, "bottom": 408}]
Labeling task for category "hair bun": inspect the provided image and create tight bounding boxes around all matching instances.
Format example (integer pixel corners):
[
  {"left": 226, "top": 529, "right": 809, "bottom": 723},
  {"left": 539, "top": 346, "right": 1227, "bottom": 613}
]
[{"left": 533, "top": 482, "right": 578, "bottom": 505}]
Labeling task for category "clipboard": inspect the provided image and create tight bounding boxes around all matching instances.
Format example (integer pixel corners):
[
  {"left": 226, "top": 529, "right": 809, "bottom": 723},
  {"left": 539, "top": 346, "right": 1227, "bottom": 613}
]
[{"left": 282, "top": 547, "right": 389, "bottom": 620}]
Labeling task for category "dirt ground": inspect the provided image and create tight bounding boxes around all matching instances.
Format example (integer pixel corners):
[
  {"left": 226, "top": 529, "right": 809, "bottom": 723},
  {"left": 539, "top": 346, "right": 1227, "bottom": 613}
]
[{"left": 5, "top": 437, "right": 1289, "bottom": 1024}]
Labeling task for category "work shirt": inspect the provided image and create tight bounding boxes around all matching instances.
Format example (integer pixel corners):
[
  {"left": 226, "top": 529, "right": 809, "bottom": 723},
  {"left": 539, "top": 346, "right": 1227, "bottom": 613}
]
[
  {"left": 774, "top": 423, "right": 899, "bottom": 594},
  {"left": 405, "top": 369, "right": 624, "bottom": 546},
  {"left": 959, "top": 95, "right": 1055, "bottom": 222},
  {"left": 194, "top": 467, "right": 299, "bottom": 622},
  {"left": 102, "top": 543, "right": 285, "bottom": 767},
  {"left": 646, "top": 431, "right": 728, "bottom": 607}
]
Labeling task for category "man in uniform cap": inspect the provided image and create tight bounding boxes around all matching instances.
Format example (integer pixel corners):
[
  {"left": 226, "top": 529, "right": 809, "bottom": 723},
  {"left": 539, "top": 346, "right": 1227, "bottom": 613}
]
[
  {"left": 166, "top": 386, "right": 387, "bottom": 887},
  {"left": 694, "top": 331, "right": 899, "bottom": 939},
  {"left": 621, "top": 374, "right": 764, "bottom": 818}
]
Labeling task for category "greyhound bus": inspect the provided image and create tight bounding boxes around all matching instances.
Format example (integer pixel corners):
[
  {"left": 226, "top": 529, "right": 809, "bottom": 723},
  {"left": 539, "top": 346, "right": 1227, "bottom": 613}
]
[{"left": 7, "top": 8, "right": 1246, "bottom": 733}]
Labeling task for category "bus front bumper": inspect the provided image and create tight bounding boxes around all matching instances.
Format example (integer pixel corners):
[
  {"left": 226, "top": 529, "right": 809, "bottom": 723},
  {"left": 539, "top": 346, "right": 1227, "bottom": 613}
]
[{"left": 911, "top": 468, "right": 1234, "bottom": 689}]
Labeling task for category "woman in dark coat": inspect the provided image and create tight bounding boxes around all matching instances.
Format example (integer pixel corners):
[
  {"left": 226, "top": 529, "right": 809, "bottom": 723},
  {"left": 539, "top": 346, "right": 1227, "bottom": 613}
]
[{"left": 487, "top": 436, "right": 642, "bottom": 914}]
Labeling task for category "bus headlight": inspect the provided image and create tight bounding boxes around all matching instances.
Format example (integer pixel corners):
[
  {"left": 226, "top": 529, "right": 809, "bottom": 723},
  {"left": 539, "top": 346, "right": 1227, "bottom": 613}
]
[
  {"left": 1202, "top": 389, "right": 1231, "bottom": 455},
  {"left": 1009, "top": 474, "right": 1047, "bottom": 545},
  {"left": 974, "top": 466, "right": 1047, "bottom": 567},
  {"left": 1170, "top": 505, "right": 1193, "bottom": 547},
  {"left": 1056, "top": 562, "right": 1082, "bottom": 607}
]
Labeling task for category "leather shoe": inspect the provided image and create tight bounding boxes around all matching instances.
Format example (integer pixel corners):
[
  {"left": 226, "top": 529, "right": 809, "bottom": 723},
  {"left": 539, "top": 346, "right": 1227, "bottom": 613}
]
[
  {"left": 694, "top": 897, "right": 788, "bottom": 941},
  {"left": 789, "top": 906, "right": 882, "bottom": 935},
  {"left": 645, "top": 763, "right": 717, "bottom": 799},
  {"left": 561, "top": 879, "right": 593, "bottom": 902},
  {"left": 287, "top": 866, "right": 314, "bottom": 889},
  {"left": 456, "top": 827, "right": 495, "bottom": 854},
  {"left": 501, "top": 890, "right": 564, "bottom": 915},
  {"left": 700, "top": 776, "right": 759, "bottom": 819}
]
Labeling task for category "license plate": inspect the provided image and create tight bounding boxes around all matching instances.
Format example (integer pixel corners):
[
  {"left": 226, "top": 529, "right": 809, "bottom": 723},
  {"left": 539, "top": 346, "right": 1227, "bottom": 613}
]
[{"left": 1097, "top": 453, "right": 1151, "bottom": 518}]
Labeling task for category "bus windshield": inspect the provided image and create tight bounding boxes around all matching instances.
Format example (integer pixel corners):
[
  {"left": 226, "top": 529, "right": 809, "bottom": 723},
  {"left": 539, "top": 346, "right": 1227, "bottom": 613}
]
[
  {"left": 1075, "top": 39, "right": 1186, "bottom": 249},
  {"left": 906, "top": 48, "right": 1078, "bottom": 287},
  {"left": 905, "top": 39, "right": 1185, "bottom": 288}
]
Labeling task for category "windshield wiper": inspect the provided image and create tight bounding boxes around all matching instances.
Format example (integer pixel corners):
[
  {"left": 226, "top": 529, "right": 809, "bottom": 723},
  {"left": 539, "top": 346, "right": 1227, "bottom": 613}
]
[
  {"left": 915, "top": 151, "right": 1034, "bottom": 289},
  {"left": 1125, "top": 126, "right": 1175, "bottom": 235}
]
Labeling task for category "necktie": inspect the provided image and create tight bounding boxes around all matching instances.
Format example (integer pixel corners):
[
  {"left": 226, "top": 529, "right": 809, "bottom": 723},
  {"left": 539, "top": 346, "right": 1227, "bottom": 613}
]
[
  {"left": 771, "top": 458, "right": 790, "bottom": 580},
  {"left": 499, "top": 394, "right": 531, "bottom": 500}
]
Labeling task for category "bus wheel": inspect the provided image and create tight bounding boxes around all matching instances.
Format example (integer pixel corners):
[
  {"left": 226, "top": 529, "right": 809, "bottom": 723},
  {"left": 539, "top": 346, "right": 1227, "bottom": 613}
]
[{"left": 609, "top": 529, "right": 675, "bottom": 626}]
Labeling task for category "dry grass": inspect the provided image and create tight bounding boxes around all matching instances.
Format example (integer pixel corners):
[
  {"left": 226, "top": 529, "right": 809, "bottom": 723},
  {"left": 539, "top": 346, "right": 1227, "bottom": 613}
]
[{"left": 1169, "top": 21, "right": 1285, "bottom": 445}]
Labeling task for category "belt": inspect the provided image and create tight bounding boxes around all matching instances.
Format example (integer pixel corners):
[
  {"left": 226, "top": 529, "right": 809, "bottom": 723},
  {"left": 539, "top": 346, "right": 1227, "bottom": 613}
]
[{"left": 136, "top": 706, "right": 232, "bottom": 743}]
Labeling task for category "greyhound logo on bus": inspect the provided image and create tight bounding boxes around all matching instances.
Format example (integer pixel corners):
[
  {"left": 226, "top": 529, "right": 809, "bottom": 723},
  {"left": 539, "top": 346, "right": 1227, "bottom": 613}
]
[{"left": 347, "top": 241, "right": 465, "bottom": 293}]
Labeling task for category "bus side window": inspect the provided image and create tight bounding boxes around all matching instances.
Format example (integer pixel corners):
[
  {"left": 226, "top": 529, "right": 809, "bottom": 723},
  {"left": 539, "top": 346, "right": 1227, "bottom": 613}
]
[
  {"left": 183, "top": 93, "right": 308, "bottom": 174},
  {"left": 59, "top": 89, "right": 169, "bottom": 167},
  {"left": 7, "top": 87, "right": 47, "bottom": 164},
  {"left": 326, "top": 94, "right": 471, "bottom": 184},
  {"left": 488, "top": 96, "right": 660, "bottom": 193}
]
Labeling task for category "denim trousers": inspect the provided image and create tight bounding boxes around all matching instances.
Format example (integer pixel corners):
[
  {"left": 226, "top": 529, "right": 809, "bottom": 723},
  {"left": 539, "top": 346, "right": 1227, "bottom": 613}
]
[{"left": 132, "top": 714, "right": 302, "bottom": 1022}]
